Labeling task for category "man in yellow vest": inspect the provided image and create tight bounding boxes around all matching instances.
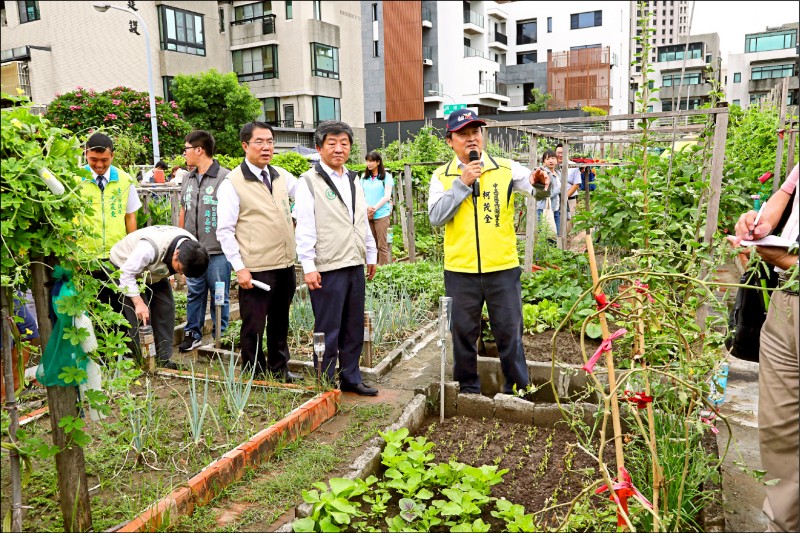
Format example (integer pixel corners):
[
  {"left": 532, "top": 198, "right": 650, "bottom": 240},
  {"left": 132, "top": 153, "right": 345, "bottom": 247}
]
[
  {"left": 428, "top": 109, "right": 546, "bottom": 395},
  {"left": 80, "top": 132, "right": 142, "bottom": 316}
]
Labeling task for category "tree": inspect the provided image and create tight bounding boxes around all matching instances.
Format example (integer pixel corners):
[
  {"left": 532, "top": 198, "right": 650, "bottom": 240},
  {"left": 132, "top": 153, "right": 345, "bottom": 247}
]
[
  {"left": 171, "top": 69, "right": 262, "bottom": 156},
  {"left": 526, "top": 88, "right": 552, "bottom": 112},
  {"left": 45, "top": 86, "right": 190, "bottom": 162}
]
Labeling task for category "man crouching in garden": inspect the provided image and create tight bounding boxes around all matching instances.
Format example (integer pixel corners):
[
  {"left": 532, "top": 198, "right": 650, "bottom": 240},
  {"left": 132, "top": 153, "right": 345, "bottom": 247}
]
[{"left": 110, "top": 225, "right": 209, "bottom": 368}]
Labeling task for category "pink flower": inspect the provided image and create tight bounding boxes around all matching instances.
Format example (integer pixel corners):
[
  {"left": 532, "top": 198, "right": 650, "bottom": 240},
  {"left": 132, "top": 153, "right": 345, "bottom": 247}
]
[
  {"left": 170, "top": 101, "right": 178, "bottom": 108},
  {"left": 69, "top": 105, "right": 82, "bottom": 111},
  {"left": 113, "top": 90, "right": 122, "bottom": 96},
  {"left": 112, "top": 99, "right": 122, "bottom": 106},
  {"left": 75, "top": 93, "right": 83, "bottom": 97},
  {"left": 173, "top": 113, "right": 178, "bottom": 118},
  {"left": 145, "top": 113, "right": 151, "bottom": 118},
  {"left": 55, "top": 92, "right": 62, "bottom": 97},
  {"left": 161, "top": 121, "right": 167, "bottom": 126},
  {"left": 76, "top": 86, "right": 83, "bottom": 90},
  {"left": 104, "top": 113, "right": 118, "bottom": 121}
]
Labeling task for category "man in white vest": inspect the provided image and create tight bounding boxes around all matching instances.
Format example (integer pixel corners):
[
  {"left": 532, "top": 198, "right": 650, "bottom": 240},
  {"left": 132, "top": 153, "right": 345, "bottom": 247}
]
[
  {"left": 217, "top": 121, "right": 301, "bottom": 382},
  {"left": 294, "top": 121, "right": 379, "bottom": 396},
  {"left": 110, "top": 225, "right": 210, "bottom": 368}
]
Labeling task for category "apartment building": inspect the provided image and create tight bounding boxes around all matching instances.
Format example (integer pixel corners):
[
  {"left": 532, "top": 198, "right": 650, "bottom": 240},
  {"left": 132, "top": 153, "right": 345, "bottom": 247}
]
[
  {"left": 649, "top": 32, "right": 720, "bottom": 112},
  {"left": 1, "top": 1, "right": 365, "bottom": 148},
  {"left": 629, "top": 0, "right": 693, "bottom": 111},
  {"left": 725, "top": 22, "right": 799, "bottom": 109},
  {"left": 362, "top": 0, "right": 631, "bottom": 123}
]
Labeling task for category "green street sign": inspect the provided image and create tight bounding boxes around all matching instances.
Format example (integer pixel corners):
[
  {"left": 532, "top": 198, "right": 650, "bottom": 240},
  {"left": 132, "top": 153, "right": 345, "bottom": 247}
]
[{"left": 443, "top": 103, "right": 467, "bottom": 118}]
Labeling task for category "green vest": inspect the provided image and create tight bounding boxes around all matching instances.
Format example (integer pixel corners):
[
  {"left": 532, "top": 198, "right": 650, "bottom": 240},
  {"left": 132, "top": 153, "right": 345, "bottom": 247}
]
[
  {"left": 437, "top": 154, "right": 519, "bottom": 273},
  {"left": 78, "top": 166, "right": 136, "bottom": 259}
]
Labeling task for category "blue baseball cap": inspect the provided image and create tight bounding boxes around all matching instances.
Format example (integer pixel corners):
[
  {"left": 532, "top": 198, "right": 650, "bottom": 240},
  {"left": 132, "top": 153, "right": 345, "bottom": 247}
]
[{"left": 446, "top": 109, "right": 486, "bottom": 133}]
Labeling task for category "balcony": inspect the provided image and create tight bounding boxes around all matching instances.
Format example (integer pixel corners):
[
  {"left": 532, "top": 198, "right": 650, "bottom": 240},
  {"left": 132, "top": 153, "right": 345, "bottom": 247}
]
[
  {"left": 486, "top": 6, "right": 509, "bottom": 21},
  {"left": 475, "top": 80, "right": 509, "bottom": 104},
  {"left": 269, "top": 119, "right": 307, "bottom": 129},
  {"left": 424, "top": 82, "right": 445, "bottom": 102},
  {"left": 488, "top": 31, "right": 508, "bottom": 51},
  {"left": 463, "top": 10, "right": 485, "bottom": 35},
  {"left": 422, "top": 7, "right": 432, "bottom": 28},
  {"left": 231, "top": 13, "right": 276, "bottom": 36},
  {"left": 464, "top": 45, "right": 486, "bottom": 59},
  {"left": 750, "top": 76, "right": 799, "bottom": 93},
  {"left": 422, "top": 46, "right": 433, "bottom": 66}
]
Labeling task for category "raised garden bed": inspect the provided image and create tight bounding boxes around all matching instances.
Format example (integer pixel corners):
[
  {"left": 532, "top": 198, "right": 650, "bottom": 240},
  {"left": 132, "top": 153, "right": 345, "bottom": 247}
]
[
  {"left": 171, "top": 303, "right": 241, "bottom": 346},
  {"left": 1, "top": 369, "right": 338, "bottom": 532},
  {"left": 198, "top": 321, "right": 437, "bottom": 381},
  {"left": 291, "top": 386, "right": 724, "bottom": 532}
]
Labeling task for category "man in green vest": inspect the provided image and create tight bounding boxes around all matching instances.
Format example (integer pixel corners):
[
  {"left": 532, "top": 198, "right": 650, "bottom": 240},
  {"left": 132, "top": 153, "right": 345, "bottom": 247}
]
[
  {"left": 428, "top": 109, "right": 544, "bottom": 395},
  {"left": 80, "top": 132, "right": 142, "bottom": 317}
]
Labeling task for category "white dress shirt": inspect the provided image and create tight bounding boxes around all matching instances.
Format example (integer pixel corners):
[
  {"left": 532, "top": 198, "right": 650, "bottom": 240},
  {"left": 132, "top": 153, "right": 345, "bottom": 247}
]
[
  {"left": 293, "top": 160, "right": 378, "bottom": 274},
  {"left": 216, "top": 159, "right": 299, "bottom": 272},
  {"left": 94, "top": 169, "right": 142, "bottom": 213}
]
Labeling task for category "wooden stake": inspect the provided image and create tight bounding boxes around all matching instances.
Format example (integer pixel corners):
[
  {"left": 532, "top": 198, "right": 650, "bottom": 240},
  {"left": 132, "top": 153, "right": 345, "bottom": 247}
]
[
  {"left": 31, "top": 261, "right": 92, "bottom": 532},
  {"left": 773, "top": 77, "right": 789, "bottom": 194},
  {"left": 404, "top": 164, "right": 417, "bottom": 262},
  {"left": 1, "top": 288, "right": 24, "bottom": 532},
  {"left": 396, "top": 166, "right": 410, "bottom": 255},
  {"left": 524, "top": 135, "right": 539, "bottom": 272},
  {"left": 584, "top": 232, "right": 626, "bottom": 475}
]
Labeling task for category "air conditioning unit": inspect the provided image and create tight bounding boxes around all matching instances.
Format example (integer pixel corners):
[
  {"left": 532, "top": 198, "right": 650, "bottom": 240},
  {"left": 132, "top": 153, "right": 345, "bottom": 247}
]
[{"left": 423, "top": 58, "right": 433, "bottom": 66}]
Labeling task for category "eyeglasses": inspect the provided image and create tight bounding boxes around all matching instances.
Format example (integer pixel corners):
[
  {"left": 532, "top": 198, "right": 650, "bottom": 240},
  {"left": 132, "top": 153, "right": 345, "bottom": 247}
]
[
  {"left": 246, "top": 140, "right": 275, "bottom": 147},
  {"left": 183, "top": 145, "right": 198, "bottom": 152}
]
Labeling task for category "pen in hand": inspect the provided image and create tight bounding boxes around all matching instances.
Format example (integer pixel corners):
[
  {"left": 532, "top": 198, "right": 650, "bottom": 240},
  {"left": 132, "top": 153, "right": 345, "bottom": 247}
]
[{"left": 748, "top": 203, "right": 765, "bottom": 239}]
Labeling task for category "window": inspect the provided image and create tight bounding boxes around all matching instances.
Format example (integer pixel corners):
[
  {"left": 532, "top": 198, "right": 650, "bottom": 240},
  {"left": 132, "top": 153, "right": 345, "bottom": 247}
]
[
  {"left": 662, "top": 97, "right": 701, "bottom": 111},
  {"left": 547, "top": 17, "right": 552, "bottom": 33},
  {"left": 259, "top": 97, "right": 280, "bottom": 124},
  {"left": 516, "top": 19, "right": 537, "bottom": 45},
  {"left": 516, "top": 51, "right": 537, "bottom": 64},
  {"left": 232, "top": 45, "right": 278, "bottom": 81},
  {"left": 372, "top": 41, "right": 379, "bottom": 57},
  {"left": 162, "top": 76, "right": 175, "bottom": 102},
  {"left": 662, "top": 72, "right": 701, "bottom": 86},
  {"left": 745, "top": 30, "right": 796, "bottom": 53},
  {"left": 732, "top": 99, "right": 740, "bottom": 106},
  {"left": 751, "top": 64, "right": 796, "bottom": 80},
  {"left": 219, "top": 7, "right": 225, "bottom": 32},
  {"left": 17, "top": 1, "right": 39, "bottom": 23},
  {"left": 570, "top": 10, "right": 601, "bottom": 30},
  {"left": 284, "top": 104, "right": 295, "bottom": 126},
  {"left": 234, "top": 2, "right": 271, "bottom": 21},
  {"left": 372, "top": 3, "right": 377, "bottom": 21},
  {"left": 374, "top": 111, "right": 381, "bottom": 123},
  {"left": 286, "top": 1, "right": 292, "bottom": 20},
  {"left": 313, "top": 96, "right": 340, "bottom": 125},
  {"left": 657, "top": 42, "right": 701, "bottom": 62},
  {"left": 733, "top": 72, "right": 741, "bottom": 83},
  {"left": 159, "top": 6, "right": 205, "bottom": 56},
  {"left": 313, "top": 0, "right": 322, "bottom": 21},
  {"left": 311, "top": 43, "right": 339, "bottom": 79}
]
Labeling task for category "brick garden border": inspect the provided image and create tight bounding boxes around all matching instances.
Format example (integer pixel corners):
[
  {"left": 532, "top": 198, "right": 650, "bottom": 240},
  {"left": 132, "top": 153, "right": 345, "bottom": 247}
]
[
  {"left": 115, "top": 389, "right": 341, "bottom": 532},
  {"left": 197, "top": 321, "right": 438, "bottom": 381}
]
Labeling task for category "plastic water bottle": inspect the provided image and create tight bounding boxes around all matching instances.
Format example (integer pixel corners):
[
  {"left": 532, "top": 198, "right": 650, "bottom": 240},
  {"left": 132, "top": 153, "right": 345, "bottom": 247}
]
[
  {"left": 708, "top": 362, "right": 729, "bottom": 409},
  {"left": 214, "top": 281, "right": 225, "bottom": 306},
  {"left": 751, "top": 194, "right": 761, "bottom": 210},
  {"left": 138, "top": 325, "right": 156, "bottom": 372}
]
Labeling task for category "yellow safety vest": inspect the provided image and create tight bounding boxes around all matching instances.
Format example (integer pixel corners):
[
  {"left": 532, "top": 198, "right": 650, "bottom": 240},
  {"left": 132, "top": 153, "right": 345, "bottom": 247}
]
[
  {"left": 437, "top": 154, "right": 519, "bottom": 273},
  {"left": 77, "top": 166, "right": 136, "bottom": 259}
]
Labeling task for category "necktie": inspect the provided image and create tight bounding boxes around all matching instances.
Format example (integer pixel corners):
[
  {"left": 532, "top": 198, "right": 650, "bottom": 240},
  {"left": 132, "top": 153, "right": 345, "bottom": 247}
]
[
  {"left": 96, "top": 175, "right": 106, "bottom": 191},
  {"left": 260, "top": 170, "right": 273, "bottom": 193}
]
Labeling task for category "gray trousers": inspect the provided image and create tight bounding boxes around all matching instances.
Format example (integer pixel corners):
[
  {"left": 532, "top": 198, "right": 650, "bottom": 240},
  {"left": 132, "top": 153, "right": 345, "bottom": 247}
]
[{"left": 759, "top": 290, "right": 799, "bottom": 532}]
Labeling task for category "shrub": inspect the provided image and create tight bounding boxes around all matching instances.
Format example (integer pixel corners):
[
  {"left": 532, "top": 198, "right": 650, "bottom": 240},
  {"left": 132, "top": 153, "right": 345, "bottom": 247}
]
[
  {"left": 45, "top": 86, "right": 190, "bottom": 162},
  {"left": 271, "top": 151, "right": 311, "bottom": 176}
]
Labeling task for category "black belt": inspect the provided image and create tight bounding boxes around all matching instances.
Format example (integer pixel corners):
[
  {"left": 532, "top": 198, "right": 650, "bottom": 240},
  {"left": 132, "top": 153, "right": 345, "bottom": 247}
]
[{"left": 568, "top": 196, "right": 578, "bottom": 200}]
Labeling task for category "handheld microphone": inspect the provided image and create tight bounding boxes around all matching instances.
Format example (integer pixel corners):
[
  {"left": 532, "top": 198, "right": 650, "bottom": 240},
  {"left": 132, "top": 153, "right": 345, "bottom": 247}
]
[{"left": 469, "top": 150, "right": 480, "bottom": 197}]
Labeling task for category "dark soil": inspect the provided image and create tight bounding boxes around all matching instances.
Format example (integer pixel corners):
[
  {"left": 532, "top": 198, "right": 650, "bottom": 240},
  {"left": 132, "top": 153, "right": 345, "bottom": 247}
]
[
  {"left": 1, "top": 373, "right": 313, "bottom": 532},
  {"left": 406, "top": 415, "right": 614, "bottom": 530},
  {"left": 480, "top": 330, "right": 604, "bottom": 366}
]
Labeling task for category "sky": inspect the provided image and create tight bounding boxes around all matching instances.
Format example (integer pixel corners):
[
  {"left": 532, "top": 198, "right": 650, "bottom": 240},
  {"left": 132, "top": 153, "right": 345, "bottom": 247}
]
[{"left": 691, "top": 1, "right": 799, "bottom": 57}]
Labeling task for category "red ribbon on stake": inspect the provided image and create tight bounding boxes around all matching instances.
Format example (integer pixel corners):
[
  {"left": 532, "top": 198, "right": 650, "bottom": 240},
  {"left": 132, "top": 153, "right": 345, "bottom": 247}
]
[
  {"left": 582, "top": 328, "right": 628, "bottom": 373},
  {"left": 595, "top": 292, "right": 621, "bottom": 311},
  {"left": 596, "top": 466, "right": 654, "bottom": 526}
]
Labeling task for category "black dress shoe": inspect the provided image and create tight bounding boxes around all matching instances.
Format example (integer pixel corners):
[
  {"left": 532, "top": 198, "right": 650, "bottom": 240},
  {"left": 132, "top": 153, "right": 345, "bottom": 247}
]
[
  {"left": 340, "top": 382, "right": 378, "bottom": 396},
  {"left": 160, "top": 360, "right": 179, "bottom": 370}
]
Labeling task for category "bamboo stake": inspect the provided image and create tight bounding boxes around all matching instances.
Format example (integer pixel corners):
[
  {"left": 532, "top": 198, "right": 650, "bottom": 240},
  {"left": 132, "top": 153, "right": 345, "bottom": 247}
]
[
  {"left": 634, "top": 289, "right": 662, "bottom": 530},
  {"left": 584, "top": 231, "right": 626, "bottom": 476}
]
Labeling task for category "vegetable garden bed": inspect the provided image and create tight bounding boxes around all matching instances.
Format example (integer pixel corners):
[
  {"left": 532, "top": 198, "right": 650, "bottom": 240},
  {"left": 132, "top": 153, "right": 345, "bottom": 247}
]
[{"left": 1, "top": 367, "right": 338, "bottom": 532}]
